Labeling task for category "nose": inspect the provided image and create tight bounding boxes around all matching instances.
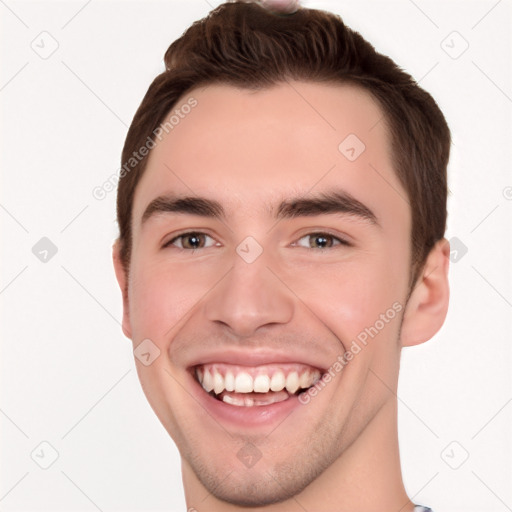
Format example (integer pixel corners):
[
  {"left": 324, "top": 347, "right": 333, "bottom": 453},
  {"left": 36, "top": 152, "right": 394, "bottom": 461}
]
[{"left": 203, "top": 251, "right": 295, "bottom": 338}]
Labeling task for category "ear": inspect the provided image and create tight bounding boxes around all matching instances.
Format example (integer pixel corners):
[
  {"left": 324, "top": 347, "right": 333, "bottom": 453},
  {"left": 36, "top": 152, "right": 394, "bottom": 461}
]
[
  {"left": 400, "top": 238, "right": 450, "bottom": 347},
  {"left": 112, "top": 239, "right": 132, "bottom": 339}
]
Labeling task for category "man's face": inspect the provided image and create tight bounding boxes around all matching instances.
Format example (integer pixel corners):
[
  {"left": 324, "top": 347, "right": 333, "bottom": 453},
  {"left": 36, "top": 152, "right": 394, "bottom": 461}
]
[{"left": 118, "top": 82, "right": 413, "bottom": 505}]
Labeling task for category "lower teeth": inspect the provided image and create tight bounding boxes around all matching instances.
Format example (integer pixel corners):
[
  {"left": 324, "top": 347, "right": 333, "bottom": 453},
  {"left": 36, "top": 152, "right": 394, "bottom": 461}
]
[{"left": 218, "top": 389, "right": 291, "bottom": 407}]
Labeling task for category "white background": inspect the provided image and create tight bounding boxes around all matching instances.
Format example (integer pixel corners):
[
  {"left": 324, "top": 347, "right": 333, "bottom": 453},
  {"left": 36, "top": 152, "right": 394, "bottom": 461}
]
[{"left": 1, "top": 1, "right": 511, "bottom": 511}]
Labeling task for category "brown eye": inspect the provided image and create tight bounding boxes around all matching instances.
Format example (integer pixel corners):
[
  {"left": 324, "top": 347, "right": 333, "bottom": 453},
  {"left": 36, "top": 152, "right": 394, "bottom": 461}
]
[
  {"left": 295, "top": 232, "right": 349, "bottom": 249},
  {"left": 310, "top": 234, "right": 333, "bottom": 248},
  {"left": 165, "top": 232, "right": 215, "bottom": 250},
  {"left": 181, "top": 233, "right": 205, "bottom": 249}
]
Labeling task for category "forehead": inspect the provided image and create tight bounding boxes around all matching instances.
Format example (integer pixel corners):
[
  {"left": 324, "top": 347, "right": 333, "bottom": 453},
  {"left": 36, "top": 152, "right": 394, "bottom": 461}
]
[{"left": 132, "top": 81, "right": 409, "bottom": 233}]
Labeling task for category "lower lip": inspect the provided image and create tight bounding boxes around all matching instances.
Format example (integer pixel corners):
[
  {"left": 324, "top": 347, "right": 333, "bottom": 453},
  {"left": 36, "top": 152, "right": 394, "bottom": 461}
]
[{"left": 188, "top": 371, "right": 308, "bottom": 429}]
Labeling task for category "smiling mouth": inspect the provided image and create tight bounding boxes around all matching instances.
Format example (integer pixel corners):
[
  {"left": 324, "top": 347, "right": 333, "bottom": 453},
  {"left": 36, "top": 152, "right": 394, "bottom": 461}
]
[{"left": 193, "top": 363, "right": 322, "bottom": 407}]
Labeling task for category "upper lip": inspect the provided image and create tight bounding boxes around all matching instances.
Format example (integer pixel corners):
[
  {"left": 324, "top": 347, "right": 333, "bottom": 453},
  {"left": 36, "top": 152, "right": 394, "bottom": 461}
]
[{"left": 186, "top": 348, "right": 327, "bottom": 372}]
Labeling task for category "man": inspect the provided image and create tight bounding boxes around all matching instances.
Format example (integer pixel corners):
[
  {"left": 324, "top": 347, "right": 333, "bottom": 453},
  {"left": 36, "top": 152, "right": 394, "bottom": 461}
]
[{"left": 112, "top": 1, "right": 450, "bottom": 510}]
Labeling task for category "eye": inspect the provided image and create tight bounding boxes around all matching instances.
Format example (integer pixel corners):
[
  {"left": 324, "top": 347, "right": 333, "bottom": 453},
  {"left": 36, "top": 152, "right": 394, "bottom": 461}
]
[
  {"left": 294, "top": 232, "right": 350, "bottom": 249},
  {"left": 164, "top": 232, "right": 217, "bottom": 250}
]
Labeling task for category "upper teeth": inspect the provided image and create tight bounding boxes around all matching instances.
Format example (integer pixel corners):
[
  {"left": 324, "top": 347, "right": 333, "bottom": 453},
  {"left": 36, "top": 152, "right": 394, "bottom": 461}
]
[{"left": 196, "top": 364, "right": 321, "bottom": 395}]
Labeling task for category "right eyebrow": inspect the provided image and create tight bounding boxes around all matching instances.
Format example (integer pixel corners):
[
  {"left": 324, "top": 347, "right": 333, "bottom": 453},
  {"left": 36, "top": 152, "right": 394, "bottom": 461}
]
[{"left": 141, "top": 195, "right": 225, "bottom": 227}]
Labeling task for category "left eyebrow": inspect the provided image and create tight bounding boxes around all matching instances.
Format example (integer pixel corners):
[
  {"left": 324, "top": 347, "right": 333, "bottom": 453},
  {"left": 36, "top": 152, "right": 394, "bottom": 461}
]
[{"left": 275, "top": 190, "right": 379, "bottom": 227}]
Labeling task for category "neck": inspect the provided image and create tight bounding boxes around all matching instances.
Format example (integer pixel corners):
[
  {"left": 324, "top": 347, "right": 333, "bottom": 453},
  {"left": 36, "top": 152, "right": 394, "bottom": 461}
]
[{"left": 182, "top": 397, "right": 415, "bottom": 512}]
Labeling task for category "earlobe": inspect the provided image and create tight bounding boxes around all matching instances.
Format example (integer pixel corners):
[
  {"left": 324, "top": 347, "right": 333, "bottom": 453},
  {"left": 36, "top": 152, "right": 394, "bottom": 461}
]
[
  {"left": 112, "top": 240, "right": 132, "bottom": 340},
  {"left": 400, "top": 238, "right": 450, "bottom": 347}
]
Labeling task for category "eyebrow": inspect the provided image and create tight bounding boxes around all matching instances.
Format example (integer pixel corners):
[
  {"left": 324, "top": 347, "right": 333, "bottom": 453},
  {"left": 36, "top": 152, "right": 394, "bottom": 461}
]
[
  {"left": 140, "top": 189, "right": 379, "bottom": 227},
  {"left": 141, "top": 196, "right": 223, "bottom": 224},
  {"left": 276, "top": 190, "right": 378, "bottom": 225}
]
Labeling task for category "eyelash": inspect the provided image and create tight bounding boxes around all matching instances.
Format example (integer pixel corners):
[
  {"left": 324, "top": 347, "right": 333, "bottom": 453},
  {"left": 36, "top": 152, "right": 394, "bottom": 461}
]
[{"left": 162, "top": 231, "right": 352, "bottom": 251}]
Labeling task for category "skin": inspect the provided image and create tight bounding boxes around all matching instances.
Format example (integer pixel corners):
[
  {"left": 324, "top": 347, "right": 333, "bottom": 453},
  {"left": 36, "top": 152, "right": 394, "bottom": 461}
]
[{"left": 113, "top": 81, "right": 450, "bottom": 511}]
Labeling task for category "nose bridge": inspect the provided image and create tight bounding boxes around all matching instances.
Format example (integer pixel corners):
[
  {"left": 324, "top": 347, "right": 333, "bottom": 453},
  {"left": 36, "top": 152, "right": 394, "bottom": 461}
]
[{"left": 203, "top": 243, "right": 294, "bottom": 337}]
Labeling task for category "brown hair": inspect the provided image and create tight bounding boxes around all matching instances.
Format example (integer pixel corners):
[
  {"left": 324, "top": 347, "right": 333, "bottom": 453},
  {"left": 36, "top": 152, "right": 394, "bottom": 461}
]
[{"left": 116, "top": 0, "right": 450, "bottom": 288}]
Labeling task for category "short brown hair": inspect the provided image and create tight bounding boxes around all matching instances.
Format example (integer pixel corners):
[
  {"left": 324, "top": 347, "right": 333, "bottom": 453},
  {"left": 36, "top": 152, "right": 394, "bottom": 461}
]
[{"left": 116, "top": 0, "right": 450, "bottom": 288}]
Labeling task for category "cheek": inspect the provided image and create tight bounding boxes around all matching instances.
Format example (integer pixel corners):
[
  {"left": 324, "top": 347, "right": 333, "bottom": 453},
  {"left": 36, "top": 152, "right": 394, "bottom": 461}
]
[
  {"left": 289, "top": 257, "right": 402, "bottom": 337},
  {"left": 128, "top": 262, "right": 188, "bottom": 341},
  {"left": 127, "top": 257, "right": 223, "bottom": 342}
]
